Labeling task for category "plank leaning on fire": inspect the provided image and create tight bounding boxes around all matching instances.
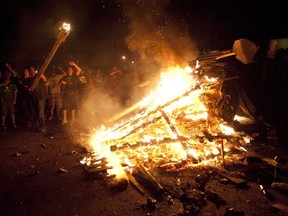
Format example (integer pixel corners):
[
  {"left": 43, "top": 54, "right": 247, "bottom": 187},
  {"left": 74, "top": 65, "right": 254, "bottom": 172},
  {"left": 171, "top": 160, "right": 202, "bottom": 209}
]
[{"left": 29, "top": 23, "right": 71, "bottom": 92}]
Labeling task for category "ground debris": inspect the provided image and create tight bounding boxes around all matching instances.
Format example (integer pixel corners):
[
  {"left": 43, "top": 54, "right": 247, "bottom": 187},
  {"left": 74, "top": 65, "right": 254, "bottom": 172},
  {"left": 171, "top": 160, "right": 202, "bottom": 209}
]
[
  {"left": 57, "top": 168, "right": 68, "bottom": 173},
  {"left": 146, "top": 197, "right": 157, "bottom": 211},
  {"left": 259, "top": 184, "right": 274, "bottom": 201},
  {"left": 224, "top": 208, "right": 244, "bottom": 216},
  {"left": 195, "top": 171, "right": 212, "bottom": 191},
  {"left": 125, "top": 169, "right": 145, "bottom": 195},
  {"left": 15, "top": 152, "right": 22, "bottom": 157},
  {"left": 165, "top": 195, "right": 174, "bottom": 205},
  {"left": 179, "top": 202, "right": 201, "bottom": 216},
  {"left": 27, "top": 170, "right": 40, "bottom": 177},
  {"left": 180, "top": 189, "right": 206, "bottom": 208},
  {"left": 108, "top": 178, "right": 129, "bottom": 192},
  {"left": 220, "top": 173, "right": 247, "bottom": 187},
  {"left": 271, "top": 182, "right": 288, "bottom": 194},
  {"left": 205, "top": 190, "right": 227, "bottom": 206},
  {"left": 40, "top": 143, "right": 47, "bottom": 149},
  {"left": 271, "top": 203, "right": 288, "bottom": 215}
]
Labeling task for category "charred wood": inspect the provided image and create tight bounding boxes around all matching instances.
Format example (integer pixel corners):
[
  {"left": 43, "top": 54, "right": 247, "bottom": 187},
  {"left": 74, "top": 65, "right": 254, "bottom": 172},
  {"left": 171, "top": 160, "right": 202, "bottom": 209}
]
[
  {"left": 137, "top": 160, "right": 164, "bottom": 192},
  {"left": 125, "top": 169, "right": 146, "bottom": 195}
]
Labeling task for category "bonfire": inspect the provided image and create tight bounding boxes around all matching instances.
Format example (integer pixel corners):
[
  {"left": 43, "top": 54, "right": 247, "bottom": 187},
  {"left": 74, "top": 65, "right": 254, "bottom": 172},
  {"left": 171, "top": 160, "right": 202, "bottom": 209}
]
[{"left": 80, "top": 56, "right": 254, "bottom": 184}]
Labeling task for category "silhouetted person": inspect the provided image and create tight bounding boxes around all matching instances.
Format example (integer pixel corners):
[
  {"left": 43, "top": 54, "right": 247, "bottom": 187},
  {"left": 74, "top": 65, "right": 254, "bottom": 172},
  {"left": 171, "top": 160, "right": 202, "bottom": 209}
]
[
  {"left": 0, "top": 71, "right": 18, "bottom": 129},
  {"left": 28, "top": 67, "right": 49, "bottom": 133}
]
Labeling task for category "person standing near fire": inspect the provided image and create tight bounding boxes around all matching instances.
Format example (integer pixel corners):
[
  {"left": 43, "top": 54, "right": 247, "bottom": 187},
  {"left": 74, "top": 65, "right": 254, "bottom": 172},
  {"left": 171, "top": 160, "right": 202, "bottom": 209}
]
[
  {"left": 18, "top": 69, "right": 34, "bottom": 127},
  {"left": 0, "top": 70, "right": 18, "bottom": 129},
  {"left": 94, "top": 68, "right": 105, "bottom": 90},
  {"left": 46, "top": 65, "right": 66, "bottom": 121},
  {"left": 28, "top": 66, "right": 49, "bottom": 133},
  {"left": 60, "top": 61, "right": 82, "bottom": 125},
  {"left": 107, "top": 66, "right": 124, "bottom": 103},
  {"left": 76, "top": 66, "right": 93, "bottom": 110}
]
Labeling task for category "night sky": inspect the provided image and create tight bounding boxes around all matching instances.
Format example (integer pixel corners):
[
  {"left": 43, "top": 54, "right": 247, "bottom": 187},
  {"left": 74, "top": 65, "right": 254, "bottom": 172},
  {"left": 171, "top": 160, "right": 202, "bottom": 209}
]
[{"left": 0, "top": 0, "right": 287, "bottom": 71}]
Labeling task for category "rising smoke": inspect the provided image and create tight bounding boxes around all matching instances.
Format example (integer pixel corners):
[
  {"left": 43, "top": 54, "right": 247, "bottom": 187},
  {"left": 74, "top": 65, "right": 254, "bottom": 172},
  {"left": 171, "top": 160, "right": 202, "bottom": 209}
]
[
  {"left": 121, "top": 0, "right": 198, "bottom": 76},
  {"left": 75, "top": 0, "right": 200, "bottom": 133}
]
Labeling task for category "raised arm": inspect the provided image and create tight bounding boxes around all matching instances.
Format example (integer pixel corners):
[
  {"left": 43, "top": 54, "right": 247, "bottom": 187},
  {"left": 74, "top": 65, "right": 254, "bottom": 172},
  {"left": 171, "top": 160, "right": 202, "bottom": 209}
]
[
  {"left": 40, "top": 73, "right": 47, "bottom": 83},
  {"left": 57, "top": 65, "right": 67, "bottom": 76},
  {"left": 69, "top": 61, "right": 82, "bottom": 76},
  {"left": 6, "top": 63, "right": 18, "bottom": 77}
]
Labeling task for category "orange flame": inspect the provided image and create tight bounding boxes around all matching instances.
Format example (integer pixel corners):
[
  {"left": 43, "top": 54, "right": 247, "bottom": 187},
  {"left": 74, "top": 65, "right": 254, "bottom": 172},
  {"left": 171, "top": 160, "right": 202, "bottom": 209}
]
[{"left": 85, "top": 64, "right": 250, "bottom": 178}]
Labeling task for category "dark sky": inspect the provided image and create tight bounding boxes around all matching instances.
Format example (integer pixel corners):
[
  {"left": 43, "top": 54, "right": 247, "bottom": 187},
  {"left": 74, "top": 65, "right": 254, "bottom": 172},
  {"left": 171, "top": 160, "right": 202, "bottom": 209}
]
[
  {"left": 0, "top": 0, "right": 287, "bottom": 70},
  {"left": 0, "top": 0, "right": 127, "bottom": 69}
]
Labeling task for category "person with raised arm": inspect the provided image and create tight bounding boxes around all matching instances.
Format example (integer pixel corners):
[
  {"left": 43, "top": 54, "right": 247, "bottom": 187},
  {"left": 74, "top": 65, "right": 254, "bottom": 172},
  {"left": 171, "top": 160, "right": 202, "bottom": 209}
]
[{"left": 60, "top": 61, "right": 81, "bottom": 125}]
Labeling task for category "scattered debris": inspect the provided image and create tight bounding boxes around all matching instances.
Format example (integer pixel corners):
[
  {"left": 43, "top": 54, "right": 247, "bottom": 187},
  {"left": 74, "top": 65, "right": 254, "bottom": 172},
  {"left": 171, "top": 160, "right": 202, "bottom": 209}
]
[
  {"left": 108, "top": 178, "right": 129, "bottom": 192},
  {"left": 40, "top": 143, "right": 46, "bottom": 149},
  {"left": 220, "top": 173, "right": 247, "bottom": 187},
  {"left": 271, "top": 182, "right": 288, "bottom": 194},
  {"left": 205, "top": 190, "right": 227, "bottom": 206},
  {"left": 180, "top": 189, "right": 206, "bottom": 208},
  {"left": 136, "top": 161, "right": 164, "bottom": 192},
  {"left": 125, "top": 169, "right": 145, "bottom": 195},
  {"left": 271, "top": 203, "right": 288, "bottom": 215},
  {"left": 195, "top": 172, "right": 212, "bottom": 191},
  {"left": 146, "top": 197, "right": 157, "bottom": 211},
  {"left": 259, "top": 184, "right": 274, "bottom": 200},
  {"left": 27, "top": 171, "right": 40, "bottom": 177},
  {"left": 166, "top": 195, "right": 174, "bottom": 205},
  {"left": 224, "top": 208, "right": 244, "bottom": 216},
  {"left": 57, "top": 168, "right": 68, "bottom": 173},
  {"left": 180, "top": 202, "right": 201, "bottom": 216}
]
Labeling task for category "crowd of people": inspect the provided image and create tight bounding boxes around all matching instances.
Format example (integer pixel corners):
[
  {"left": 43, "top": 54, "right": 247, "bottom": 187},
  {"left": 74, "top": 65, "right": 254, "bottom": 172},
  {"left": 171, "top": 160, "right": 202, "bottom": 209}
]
[{"left": 0, "top": 61, "right": 142, "bottom": 132}]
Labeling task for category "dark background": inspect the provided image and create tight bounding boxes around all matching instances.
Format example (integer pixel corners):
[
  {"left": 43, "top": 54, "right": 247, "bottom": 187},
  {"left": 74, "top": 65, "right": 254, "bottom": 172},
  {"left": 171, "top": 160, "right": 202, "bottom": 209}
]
[{"left": 0, "top": 0, "right": 287, "bottom": 70}]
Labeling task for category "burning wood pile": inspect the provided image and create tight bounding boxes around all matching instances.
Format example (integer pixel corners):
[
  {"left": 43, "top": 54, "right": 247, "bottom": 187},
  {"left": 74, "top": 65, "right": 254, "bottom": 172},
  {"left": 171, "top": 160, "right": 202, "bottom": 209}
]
[{"left": 80, "top": 51, "right": 254, "bottom": 182}]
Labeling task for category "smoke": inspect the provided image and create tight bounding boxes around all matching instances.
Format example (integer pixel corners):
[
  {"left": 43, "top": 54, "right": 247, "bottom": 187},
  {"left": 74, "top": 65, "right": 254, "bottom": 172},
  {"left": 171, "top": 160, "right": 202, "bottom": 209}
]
[
  {"left": 74, "top": 87, "right": 126, "bottom": 129},
  {"left": 120, "top": 0, "right": 198, "bottom": 74},
  {"left": 70, "top": 1, "right": 201, "bottom": 135}
]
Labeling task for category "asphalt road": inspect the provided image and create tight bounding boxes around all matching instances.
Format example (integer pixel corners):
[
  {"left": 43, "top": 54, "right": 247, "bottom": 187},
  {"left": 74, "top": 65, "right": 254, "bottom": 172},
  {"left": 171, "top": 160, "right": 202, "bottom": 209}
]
[{"left": 1, "top": 119, "right": 288, "bottom": 216}]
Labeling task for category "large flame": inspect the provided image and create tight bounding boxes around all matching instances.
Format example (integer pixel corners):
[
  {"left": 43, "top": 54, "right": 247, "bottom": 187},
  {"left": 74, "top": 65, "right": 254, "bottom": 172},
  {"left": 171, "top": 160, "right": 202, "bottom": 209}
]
[{"left": 84, "top": 64, "right": 251, "bottom": 179}]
